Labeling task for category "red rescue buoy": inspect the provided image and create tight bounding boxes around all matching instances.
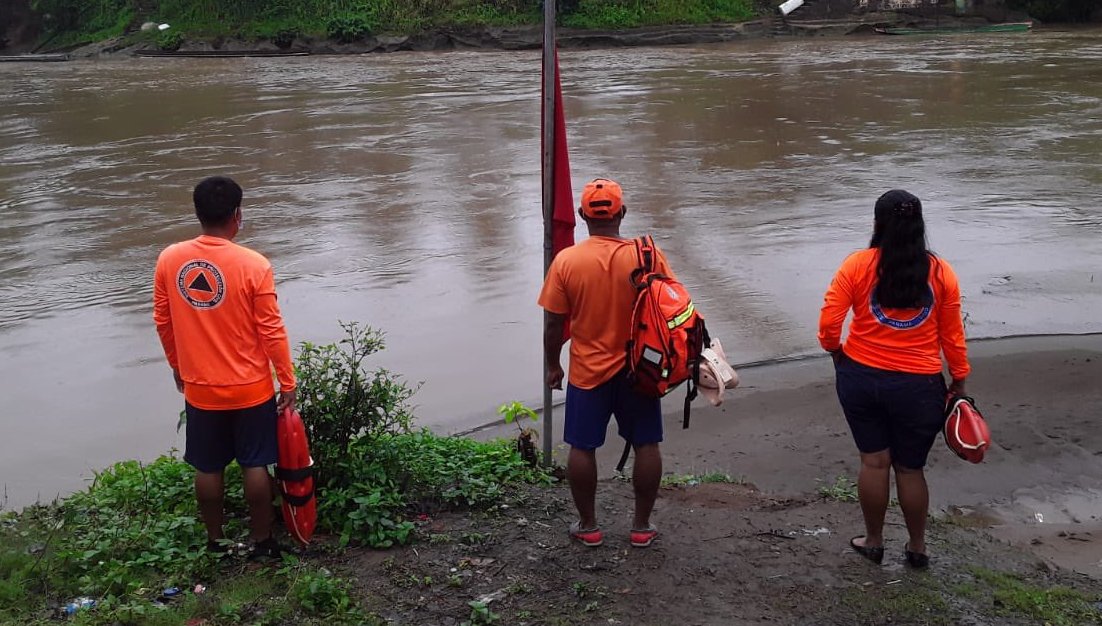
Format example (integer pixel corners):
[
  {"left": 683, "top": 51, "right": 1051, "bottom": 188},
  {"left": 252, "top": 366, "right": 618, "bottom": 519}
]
[{"left": 943, "top": 395, "right": 991, "bottom": 464}]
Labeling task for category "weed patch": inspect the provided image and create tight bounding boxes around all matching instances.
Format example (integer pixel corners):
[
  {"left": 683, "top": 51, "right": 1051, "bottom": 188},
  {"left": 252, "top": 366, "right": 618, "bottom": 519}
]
[
  {"left": 817, "top": 475, "right": 859, "bottom": 502},
  {"left": 661, "top": 472, "right": 740, "bottom": 487}
]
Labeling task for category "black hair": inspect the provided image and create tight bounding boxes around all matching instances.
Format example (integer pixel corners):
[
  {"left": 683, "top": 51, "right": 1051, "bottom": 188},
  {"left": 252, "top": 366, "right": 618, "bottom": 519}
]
[
  {"left": 870, "top": 189, "right": 932, "bottom": 308},
  {"left": 193, "top": 176, "right": 242, "bottom": 227}
]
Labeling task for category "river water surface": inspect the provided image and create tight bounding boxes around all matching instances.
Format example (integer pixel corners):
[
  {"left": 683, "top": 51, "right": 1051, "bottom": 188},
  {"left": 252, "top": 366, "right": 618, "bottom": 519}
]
[{"left": 1, "top": 30, "right": 1101, "bottom": 506}]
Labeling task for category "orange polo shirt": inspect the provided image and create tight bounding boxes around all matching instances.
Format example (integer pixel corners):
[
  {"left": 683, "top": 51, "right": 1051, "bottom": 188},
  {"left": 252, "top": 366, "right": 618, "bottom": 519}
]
[
  {"left": 153, "top": 235, "right": 296, "bottom": 410},
  {"left": 538, "top": 236, "right": 674, "bottom": 389},
  {"left": 818, "top": 248, "right": 970, "bottom": 380}
]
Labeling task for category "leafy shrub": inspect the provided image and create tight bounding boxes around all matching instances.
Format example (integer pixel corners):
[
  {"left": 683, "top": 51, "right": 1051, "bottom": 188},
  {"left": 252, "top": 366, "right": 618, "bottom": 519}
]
[
  {"left": 295, "top": 321, "right": 416, "bottom": 490},
  {"left": 561, "top": 0, "right": 755, "bottom": 28},
  {"left": 250, "top": 18, "right": 302, "bottom": 47},
  {"left": 327, "top": 13, "right": 373, "bottom": 42},
  {"left": 562, "top": 0, "right": 643, "bottom": 28},
  {"left": 293, "top": 569, "right": 359, "bottom": 618},
  {"left": 32, "top": 0, "right": 132, "bottom": 40},
  {"left": 156, "top": 29, "right": 184, "bottom": 51}
]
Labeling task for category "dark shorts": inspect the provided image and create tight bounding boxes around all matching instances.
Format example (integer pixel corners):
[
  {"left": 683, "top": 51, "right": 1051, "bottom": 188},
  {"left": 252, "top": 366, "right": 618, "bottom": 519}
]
[
  {"left": 835, "top": 354, "right": 947, "bottom": 469},
  {"left": 565, "top": 370, "right": 663, "bottom": 451},
  {"left": 183, "top": 396, "right": 278, "bottom": 473}
]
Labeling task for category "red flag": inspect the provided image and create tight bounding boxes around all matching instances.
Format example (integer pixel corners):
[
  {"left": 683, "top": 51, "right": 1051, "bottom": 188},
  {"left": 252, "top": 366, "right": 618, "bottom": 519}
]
[
  {"left": 542, "top": 48, "right": 575, "bottom": 341},
  {"left": 544, "top": 49, "right": 575, "bottom": 260}
]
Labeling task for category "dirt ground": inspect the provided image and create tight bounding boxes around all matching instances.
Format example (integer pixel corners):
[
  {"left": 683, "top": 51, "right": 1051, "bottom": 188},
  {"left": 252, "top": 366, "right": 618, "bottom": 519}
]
[{"left": 319, "top": 334, "right": 1102, "bottom": 624}]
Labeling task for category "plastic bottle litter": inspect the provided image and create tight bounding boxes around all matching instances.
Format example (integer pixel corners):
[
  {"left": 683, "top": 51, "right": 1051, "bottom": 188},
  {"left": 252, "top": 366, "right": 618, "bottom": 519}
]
[
  {"left": 64, "top": 597, "right": 96, "bottom": 615},
  {"left": 163, "top": 587, "right": 181, "bottom": 598}
]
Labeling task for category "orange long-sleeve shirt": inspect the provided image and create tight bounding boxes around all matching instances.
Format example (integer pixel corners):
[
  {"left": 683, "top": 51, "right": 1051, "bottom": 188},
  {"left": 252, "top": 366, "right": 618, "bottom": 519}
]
[
  {"left": 818, "top": 248, "right": 970, "bottom": 380},
  {"left": 153, "top": 235, "right": 296, "bottom": 410}
]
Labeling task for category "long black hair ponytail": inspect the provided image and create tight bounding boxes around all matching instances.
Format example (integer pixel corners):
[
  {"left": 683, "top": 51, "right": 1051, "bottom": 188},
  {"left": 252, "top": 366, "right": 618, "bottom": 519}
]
[{"left": 870, "top": 189, "right": 932, "bottom": 309}]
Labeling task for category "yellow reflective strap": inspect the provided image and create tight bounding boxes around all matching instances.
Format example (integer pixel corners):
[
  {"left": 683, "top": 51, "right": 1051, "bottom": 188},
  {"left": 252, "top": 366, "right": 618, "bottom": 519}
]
[{"left": 667, "top": 302, "right": 695, "bottom": 329}]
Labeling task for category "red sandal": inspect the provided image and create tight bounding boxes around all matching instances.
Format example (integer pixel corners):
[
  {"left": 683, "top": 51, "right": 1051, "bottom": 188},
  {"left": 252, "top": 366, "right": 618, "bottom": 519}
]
[
  {"left": 570, "top": 521, "right": 603, "bottom": 547},
  {"left": 630, "top": 524, "right": 658, "bottom": 548}
]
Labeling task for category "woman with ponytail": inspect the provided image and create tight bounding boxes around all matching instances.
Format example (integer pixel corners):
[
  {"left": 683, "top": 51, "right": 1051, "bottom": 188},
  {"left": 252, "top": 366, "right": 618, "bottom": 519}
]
[{"left": 818, "top": 190, "right": 970, "bottom": 569}]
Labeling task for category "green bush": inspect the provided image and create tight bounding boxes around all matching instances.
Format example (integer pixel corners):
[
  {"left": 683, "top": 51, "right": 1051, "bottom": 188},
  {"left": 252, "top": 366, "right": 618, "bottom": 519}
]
[
  {"left": 249, "top": 18, "right": 302, "bottom": 47},
  {"left": 156, "top": 29, "right": 184, "bottom": 50},
  {"left": 32, "top": 0, "right": 133, "bottom": 40},
  {"left": 327, "top": 13, "right": 373, "bottom": 42},
  {"left": 561, "top": 0, "right": 755, "bottom": 28},
  {"left": 295, "top": 321, "right": 416, "bottom": 490}
]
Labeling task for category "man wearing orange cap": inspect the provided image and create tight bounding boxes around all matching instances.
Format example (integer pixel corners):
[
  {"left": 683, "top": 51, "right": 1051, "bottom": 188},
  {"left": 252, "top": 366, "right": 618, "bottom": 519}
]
[
  {"left": 538, "top": 178, "right": 676, "bottom": 548},
  {"left": 153, "top": 176, "right": 297, "bottom": 560}
]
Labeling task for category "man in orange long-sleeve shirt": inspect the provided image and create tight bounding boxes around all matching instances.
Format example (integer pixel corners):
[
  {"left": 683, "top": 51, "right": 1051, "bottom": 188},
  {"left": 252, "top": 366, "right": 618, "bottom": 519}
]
[{"left": 154, "top": 176, "right": 296, "bottom": 559}]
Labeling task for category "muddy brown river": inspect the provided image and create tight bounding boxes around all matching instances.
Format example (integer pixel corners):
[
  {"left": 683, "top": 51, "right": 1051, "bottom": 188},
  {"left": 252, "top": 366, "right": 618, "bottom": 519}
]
[{"left": 1, "top": 29, "right": 1101, "bottom": 507}]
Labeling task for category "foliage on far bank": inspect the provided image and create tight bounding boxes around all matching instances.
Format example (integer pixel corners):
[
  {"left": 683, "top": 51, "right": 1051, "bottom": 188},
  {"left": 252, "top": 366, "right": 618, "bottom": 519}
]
[
  {"left": 1006, "top": 0, "right": 1097, "bottom": 22},
  {"left": 0, "top": 321, "right": 548, "bottom": 624},
  {"left": 28, "top": 0, "right": 761, "bottom": 51}
]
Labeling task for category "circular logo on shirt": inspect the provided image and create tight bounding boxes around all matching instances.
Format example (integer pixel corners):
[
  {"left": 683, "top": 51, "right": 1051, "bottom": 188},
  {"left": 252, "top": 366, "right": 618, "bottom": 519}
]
[
  {"left": 177, "top": 260, "right": 225, "bottom": 309},
  {"left": 869, "top": 286, "right": 933, "bottom": 330}
]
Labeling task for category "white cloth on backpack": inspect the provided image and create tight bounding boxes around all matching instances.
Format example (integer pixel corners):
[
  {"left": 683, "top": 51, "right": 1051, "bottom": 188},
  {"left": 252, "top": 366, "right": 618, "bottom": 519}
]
[{"left": 698, "top": 338, "right": 739, "bottom": 406}]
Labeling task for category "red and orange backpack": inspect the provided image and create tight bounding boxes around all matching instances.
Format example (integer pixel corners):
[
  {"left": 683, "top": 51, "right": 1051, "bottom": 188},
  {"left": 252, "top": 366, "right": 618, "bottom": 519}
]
[{"left": 618, "top": 236, "right": 709, "bottom": 471}]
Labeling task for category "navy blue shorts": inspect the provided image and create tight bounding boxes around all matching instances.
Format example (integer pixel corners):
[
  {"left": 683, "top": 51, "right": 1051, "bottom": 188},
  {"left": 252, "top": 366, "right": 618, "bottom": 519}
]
[
  {"left": 183, "top": 396, "right": 278, "bottom": 473},
  {"left": 835, "top": 354, "right": 947, "bottom": 469},
  {"left": 565, "top": 370, "right": 663, "bottom": 450}
]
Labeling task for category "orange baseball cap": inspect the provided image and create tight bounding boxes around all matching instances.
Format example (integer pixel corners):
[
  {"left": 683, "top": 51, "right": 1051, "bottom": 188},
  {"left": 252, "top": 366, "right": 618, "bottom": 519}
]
[{"left": 580, "top": 178, "right": 624, "bottom": 219}]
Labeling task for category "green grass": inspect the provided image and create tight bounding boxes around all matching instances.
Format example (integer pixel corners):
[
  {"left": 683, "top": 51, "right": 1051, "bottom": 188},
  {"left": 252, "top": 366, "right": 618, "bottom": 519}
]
[
  {"left": 839, "top": 582, "right": 955, "bottom": 626},
  {"left": 967, "top": 566, "right": 1102, "bottom": 625}
]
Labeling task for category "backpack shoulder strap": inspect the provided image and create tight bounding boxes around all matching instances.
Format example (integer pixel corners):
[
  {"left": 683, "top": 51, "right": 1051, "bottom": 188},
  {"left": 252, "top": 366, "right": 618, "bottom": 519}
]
[{"left": 634, "top": 236, "right": 655, "bottom": 274}]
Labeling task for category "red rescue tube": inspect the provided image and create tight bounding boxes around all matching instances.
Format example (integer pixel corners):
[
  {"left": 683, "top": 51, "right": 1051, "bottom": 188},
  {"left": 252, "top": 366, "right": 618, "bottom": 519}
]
[{"left": 276, "top": 407, "right": 316, "bottom": 545}]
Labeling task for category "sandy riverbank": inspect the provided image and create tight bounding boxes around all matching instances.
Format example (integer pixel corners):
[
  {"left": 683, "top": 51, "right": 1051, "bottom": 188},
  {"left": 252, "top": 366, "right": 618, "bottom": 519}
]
[{"left": 476, "top": 333, "right": 1102, "bottom": 578}]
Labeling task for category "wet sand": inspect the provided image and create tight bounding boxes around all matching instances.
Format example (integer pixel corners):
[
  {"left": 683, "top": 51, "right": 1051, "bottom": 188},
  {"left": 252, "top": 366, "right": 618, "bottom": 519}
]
[{"left": 476, "top": 333, "right": 1102, "bottom": 577}]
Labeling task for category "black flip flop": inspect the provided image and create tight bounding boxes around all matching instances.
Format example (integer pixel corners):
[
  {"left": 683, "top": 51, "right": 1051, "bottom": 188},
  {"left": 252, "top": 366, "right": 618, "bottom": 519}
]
[
  {"left": 904, "top": 544, "right": 929, "bottom": 569},
  {"left": 850, "top": 536, "right": 884, "bottom": 564}
]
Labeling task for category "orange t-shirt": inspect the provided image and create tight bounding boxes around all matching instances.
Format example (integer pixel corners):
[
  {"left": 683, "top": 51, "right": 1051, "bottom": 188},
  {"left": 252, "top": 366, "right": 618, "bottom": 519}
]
[
  {"left": 818, "top": 248, "right": 970, "bottom": 380},
  {"left": 538, "top": 236, "right": 674, "bottom": 389},
  {"left": 153, "top": 235, "right": 296, "bottom": 410}
]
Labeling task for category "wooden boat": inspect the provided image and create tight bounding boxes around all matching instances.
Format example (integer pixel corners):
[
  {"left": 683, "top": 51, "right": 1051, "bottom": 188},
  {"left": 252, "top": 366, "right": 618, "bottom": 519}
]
[
  {"left": 875, "top": 21, "right": 1033, "bottom": 35},
  {"left": 0, "top": 54, "right": 69, "bottom": 62},
  {"left": 134, "top": 50, "right": 310, "bottom": 58}
]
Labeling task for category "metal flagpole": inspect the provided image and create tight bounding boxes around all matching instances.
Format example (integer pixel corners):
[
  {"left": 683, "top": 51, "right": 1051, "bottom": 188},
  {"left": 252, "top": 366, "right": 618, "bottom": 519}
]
[{"left": 540, "top": 0, "right": 557, "bottom": 467}]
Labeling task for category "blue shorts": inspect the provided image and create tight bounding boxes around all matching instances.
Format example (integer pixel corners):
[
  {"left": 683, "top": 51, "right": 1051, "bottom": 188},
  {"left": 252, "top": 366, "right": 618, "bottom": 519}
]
[
  {"left": 835, "top": 354, "right": 947, "bottom": 469},
  {"left": 183, "top": 396, "right": 278, "bottom": 473},
  {"left": 565, "top": 371, "right": 663, "bottom": 450}
]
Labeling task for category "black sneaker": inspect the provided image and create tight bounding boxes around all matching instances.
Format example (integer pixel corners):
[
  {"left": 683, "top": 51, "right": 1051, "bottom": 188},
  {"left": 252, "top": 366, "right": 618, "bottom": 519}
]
[{"left": 247, "top": 537, "right": 283, "bottom": 561}]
